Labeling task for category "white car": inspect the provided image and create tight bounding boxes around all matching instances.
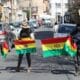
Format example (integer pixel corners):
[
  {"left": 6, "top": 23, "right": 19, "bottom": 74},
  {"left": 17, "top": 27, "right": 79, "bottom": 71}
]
[
  {"left": 29, "top": 19, "right": 39, "bottom": 28},
  {"left": 10, "top": 24, "right": 21, "bottom": 39}
]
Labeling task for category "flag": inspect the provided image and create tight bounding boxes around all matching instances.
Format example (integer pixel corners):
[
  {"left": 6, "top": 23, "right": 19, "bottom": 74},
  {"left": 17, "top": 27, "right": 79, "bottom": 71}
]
[
  {"left": 14, "top": 38, "right": 36, "bottom": 55},
  {"left": 1, "top": 41, "right": 9, "bottom": 58},
  {"left": 41, "top": 36, "right": 77, "bottom": 58},
  {"left": 41, "top": 37, "right": 68, "bottom": 58},
  {"left": 64, "top": 36, "right": 77, "bottom": 57}
]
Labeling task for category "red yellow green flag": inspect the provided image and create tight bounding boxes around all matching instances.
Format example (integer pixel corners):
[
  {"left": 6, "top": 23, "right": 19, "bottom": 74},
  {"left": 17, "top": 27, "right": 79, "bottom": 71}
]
[
  {"left": 64, "top": 36, "right": 77, "bottom": 57},
  {"left": 14, "top": 38, "right": 36, "bottom": 54},
  {"left": 41, "top": 36, "right": 77, "bottom": 58},
  {"left": 1, "top": 41, "right": 9, "bottom": 58}
]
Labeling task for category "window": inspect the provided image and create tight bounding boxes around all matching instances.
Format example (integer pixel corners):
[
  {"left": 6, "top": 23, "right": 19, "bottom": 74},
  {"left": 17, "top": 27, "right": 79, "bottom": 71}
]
[
  {"left": 49, "top": 3, "right": 51, "bottom": 8},
  {"left": 65, "top": 3, "right": 68, "bottom": 8},
  {"left": 56, "top": 3, "right": 61, "bottom": 8},
  {"left": 31, "top": 6, "right": 38, "bottom": 13}
]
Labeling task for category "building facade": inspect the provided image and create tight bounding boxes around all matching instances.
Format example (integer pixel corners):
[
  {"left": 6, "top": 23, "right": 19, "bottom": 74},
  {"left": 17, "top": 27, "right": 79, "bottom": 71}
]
[
  {"left": 1, "top": 0, "right": 26, "bottom": 22},
  {"left": 50, "top": 0, "right": 68, "bottom": 24},
  {"left": 68, "top": 0, "right": 80, "bottom": 24},
  {"left": 18, "top": 0, "right": 49, "bottom": 19},
  {"left": 0, "top": 0, "right": 4, "bottom": 21}
]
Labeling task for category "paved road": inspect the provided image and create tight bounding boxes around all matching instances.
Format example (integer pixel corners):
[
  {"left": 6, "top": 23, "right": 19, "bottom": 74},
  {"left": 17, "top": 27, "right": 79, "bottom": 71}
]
[{"left": 0, "top": 26, "right": 79, "bottom": 80}]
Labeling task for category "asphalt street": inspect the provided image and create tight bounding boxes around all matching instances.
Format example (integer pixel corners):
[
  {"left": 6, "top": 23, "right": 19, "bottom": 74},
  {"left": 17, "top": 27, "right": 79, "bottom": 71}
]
[{"left": 0, "top": 26, "right": 79, "bottom": 80}]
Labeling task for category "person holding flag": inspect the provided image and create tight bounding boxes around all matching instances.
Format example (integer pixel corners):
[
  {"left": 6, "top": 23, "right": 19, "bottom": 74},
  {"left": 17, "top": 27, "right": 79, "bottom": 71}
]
[{"left": 16, "top": 20, "right": 33, "bottom": 72}]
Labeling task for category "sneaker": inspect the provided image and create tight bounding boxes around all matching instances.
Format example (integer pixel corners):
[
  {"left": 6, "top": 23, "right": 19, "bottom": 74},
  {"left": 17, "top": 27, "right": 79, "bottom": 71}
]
[{"left": 27, "top": 67, "right": 31, "bottom": 72}]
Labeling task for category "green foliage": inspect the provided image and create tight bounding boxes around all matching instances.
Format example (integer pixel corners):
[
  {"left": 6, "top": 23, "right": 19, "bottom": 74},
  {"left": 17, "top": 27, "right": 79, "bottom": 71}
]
[{"left": 68, "top": 1, "right": 80, "bottom": 25}]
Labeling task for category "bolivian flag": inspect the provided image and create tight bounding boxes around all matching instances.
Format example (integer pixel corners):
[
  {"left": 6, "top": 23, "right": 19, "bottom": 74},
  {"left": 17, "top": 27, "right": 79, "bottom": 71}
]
[
  {"left": 64, "top": 36, "right": 77, "bottom": 57},
  {"left": 14, "top": 38, "right": 36, "bottom": 54},
  {"left": 41, "top": 36, "right": 77, "bottom": 58},
  {"left": 1, "top": 41, "right": 9, "bottom": 58}
]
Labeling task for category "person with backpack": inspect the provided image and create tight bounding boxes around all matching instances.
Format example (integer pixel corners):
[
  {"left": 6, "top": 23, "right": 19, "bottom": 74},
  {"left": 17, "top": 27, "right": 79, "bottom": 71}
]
[{"left": 16, "top": 20, "right": 32, "bottom": 72}]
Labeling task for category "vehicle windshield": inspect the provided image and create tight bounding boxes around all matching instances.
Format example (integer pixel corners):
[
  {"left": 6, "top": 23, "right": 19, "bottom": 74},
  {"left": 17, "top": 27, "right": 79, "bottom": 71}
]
[
  {"left": 29, "top": 20, "right": 37, "bottom": 24},
  {"left": 58, "top": 25, "right": 76, "bottom": 33},
  {"left": 32, "top": 21, "right": 36, "bottom": 23},
  {"left": 44, "top": 19, "right": 51, "bottom": 23},
  {"left": 10, "top": 22, "right": 21, "bottom": 28},
  {"left": 45, "top": 19, "right": 50, "bottom": 21}
]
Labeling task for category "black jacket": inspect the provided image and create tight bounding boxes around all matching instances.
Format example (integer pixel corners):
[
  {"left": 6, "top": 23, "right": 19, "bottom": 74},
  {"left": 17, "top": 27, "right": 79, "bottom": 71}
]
[{"left": 19, "top": 28, "right": 32, "bottom": 38}]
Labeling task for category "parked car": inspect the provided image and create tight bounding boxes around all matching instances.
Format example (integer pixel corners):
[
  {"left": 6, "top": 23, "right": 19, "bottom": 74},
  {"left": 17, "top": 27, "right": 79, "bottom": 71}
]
[
  {"left": 29, "top": 19, "right": 39, "bottom": 29},
  {"left": 54, "top": 23, "right": 77, "bottom": 38},
  {"left": 9, "top": 22, "right": 21, "bottom": 38},
  {"left": 0, "top": 22, "right": 16, "bottom": 51},
  {"left": 42, "top": 18, "right": 53, "bottom": 27}
]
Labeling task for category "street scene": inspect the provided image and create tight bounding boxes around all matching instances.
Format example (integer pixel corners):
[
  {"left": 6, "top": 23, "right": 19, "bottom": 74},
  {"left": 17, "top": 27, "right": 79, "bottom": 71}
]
[
  {"left": 0, "top": 26, "right": 79, "bottom": 80},
  {"left": 0, "top": 0, "right": 80, "bottom": 80}
]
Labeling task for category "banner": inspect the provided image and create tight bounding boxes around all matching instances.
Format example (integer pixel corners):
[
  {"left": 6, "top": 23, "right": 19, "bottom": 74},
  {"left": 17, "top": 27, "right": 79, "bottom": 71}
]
[
  {"left": 14, "top": 38, "right": 36, "bottom": 54},
  {"left": 1, "top": 41, "right": 9, "bottom": 59},
  {"left": 64, "top": 37, "right": 77, "bottom": 57},
  {"left": 41, "top": 36, "right": 77, "bottom": 58}
]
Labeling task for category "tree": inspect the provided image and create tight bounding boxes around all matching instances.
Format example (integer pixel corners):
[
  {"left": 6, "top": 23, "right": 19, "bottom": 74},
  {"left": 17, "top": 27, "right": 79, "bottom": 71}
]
[{"left": 68, "top": 0, "right": 80, "bottom": 25}]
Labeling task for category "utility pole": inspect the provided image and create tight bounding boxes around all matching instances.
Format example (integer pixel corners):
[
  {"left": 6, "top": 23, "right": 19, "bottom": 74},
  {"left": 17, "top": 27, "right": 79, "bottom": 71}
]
[
  {"left": 10, "top": 0, "right": 13, "bottom": 22},
  {"left": 29, "top": 0, "right": 32, "bottom": 19},
  {"left": 61, "top": 0, "right": 64, "bottom": 23}
]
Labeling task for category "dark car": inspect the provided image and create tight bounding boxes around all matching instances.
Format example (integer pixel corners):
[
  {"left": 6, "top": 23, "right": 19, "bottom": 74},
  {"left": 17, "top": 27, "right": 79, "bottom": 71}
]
[
  {"left": 54, "top": 23, "right": 77, "bottom": 38},
  {"left": 58, "top": 24, "right": 76, "bottom": 33}
]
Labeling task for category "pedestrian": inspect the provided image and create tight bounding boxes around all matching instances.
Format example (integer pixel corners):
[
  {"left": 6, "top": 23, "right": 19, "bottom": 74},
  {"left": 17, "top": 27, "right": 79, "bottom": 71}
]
[{"left": 16, "top": 20, "right": 32, "bottom": 72}]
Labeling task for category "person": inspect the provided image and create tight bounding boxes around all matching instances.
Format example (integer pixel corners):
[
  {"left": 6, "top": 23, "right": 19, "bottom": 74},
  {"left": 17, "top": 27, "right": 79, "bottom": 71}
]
[
  {"left": 16, "top": 20, "right": 32, "bottom": 72},
  {"left": 71, "top": 26, "right": 80, "bottom": 74}
]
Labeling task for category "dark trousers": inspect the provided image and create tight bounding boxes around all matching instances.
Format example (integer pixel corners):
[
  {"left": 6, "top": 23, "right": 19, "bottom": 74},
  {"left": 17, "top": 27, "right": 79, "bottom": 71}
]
[{"left": 17, "top": 53, "right": 31, "bottom": 69}]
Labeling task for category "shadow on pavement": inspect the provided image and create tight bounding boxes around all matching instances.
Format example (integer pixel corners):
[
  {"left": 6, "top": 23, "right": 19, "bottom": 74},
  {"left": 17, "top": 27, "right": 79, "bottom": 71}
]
[
  {"left": 31, "top": 68, "right": 50, "bottom": 73},
  {"left": 0, "top": 55, "right": 76, "bottom": 74},
  {"left": 51, "top": 69, "right": 74, "bottom": 75},
  {"left": 3, "top": 66, "right": 75, "bottom": 75},
  {"left": 5, "top": 67, "right": 26, "bottom": 73},
  {"left": 3, "top": 66, "right": 50, "bottom": 73},
  {"left": 0, "top": 64, "right": 75, "bottom": 75}
]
